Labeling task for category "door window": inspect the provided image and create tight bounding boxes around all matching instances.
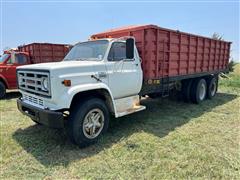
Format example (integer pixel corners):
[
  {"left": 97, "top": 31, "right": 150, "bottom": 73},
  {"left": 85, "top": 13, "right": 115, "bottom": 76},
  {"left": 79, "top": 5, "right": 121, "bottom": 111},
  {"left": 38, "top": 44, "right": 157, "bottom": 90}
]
[
  {"left": 15, "top": 54, "right": 27, "bottom": 64},
  {"left": 108, "top": 42, "right": 126, "bottom": 61},
  {"left": 0, "top": 54, "right": 10, "bottom": 63}
]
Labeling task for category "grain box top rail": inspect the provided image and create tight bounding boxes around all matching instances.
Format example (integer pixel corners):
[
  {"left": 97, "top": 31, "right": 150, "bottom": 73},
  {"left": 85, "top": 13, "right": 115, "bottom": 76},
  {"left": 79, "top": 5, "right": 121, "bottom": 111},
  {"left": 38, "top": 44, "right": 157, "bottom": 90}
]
[{"left": 91, "top": 24, "right": 232, "bottom": 44}]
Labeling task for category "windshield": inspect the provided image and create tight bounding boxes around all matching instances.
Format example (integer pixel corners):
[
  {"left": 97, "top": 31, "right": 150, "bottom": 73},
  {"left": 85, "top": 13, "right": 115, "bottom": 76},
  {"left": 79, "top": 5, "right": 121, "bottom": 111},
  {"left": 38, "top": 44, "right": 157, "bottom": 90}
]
[
  {"left": 0, "top": 54, "right": 10, "bottom": 63},
  {"left": 64, "top": 40, "right": 109, "bottom": 61}
]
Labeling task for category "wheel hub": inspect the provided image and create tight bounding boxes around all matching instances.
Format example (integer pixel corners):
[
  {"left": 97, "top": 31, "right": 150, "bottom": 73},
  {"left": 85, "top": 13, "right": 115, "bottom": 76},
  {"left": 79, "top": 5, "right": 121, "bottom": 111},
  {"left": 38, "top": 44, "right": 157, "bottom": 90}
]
[
  {"left": 83, "top": 108, "right": 104, "bottom": 139},
  {"left": 199, "top": 83, "right": 206, "bottom": 100}
]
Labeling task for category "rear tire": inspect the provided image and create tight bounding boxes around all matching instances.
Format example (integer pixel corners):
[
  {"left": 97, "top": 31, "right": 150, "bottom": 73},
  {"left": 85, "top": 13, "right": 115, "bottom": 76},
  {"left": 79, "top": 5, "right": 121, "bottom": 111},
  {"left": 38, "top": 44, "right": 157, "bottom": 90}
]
[
  {"left": 181, "top": 79, "right": 193, "bottom": 102},
  {"left": 66, "top": 98, "right": 109, "bottom": 147},
  {"left": 206, "top": 76, "right": 218, "bottom": 99},
  {"left": 0, "top": 81, "right": 6, "bottom": 99},
  {"left": 190, "top": 78, "right": 207, "bottom": 104}
]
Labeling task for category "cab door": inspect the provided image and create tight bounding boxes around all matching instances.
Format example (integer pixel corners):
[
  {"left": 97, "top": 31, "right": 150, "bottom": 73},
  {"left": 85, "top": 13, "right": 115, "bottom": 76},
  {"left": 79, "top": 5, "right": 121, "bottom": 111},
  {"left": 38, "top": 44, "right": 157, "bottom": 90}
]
[
  {"left": 5, "top": 53, "right": 28, "bottom": 88},
  {"left": 106, "top": 42, "right": 142, "bottom": 99}
]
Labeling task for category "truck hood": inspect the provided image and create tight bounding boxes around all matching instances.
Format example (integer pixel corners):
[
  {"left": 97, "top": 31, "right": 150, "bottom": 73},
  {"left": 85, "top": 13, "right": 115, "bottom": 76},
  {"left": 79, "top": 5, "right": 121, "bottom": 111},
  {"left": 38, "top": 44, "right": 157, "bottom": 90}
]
[{"left": 17, "top": 60, "right": 103, "bottom": 71}]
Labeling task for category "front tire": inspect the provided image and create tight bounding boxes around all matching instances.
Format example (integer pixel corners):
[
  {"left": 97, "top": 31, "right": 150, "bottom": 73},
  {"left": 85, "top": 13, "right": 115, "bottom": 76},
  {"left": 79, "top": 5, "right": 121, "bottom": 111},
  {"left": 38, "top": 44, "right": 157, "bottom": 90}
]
[
  {"left": 0, "top": 81, "right": 6, "bottom": 99},
  {"left": 67, "top": 98, "right": 109, "bottom": 147}
]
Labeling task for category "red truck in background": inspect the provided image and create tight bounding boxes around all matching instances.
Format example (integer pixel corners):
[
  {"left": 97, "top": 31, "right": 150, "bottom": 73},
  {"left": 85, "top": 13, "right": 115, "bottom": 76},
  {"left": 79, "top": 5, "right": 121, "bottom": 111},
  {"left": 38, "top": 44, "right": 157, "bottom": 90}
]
[{"left": 0, "top": 43, "right": 71, "bottom": 99}]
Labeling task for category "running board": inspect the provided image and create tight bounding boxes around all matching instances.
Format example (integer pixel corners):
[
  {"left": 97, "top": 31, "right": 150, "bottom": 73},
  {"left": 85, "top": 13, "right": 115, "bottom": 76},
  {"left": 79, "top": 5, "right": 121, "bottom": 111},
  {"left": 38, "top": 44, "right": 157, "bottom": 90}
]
[
  {"left": 114, "top": 95, "right": 146, "bottom": 118},
  {"left": 116, "top": 105, "right": 146, "bottom": 118}
]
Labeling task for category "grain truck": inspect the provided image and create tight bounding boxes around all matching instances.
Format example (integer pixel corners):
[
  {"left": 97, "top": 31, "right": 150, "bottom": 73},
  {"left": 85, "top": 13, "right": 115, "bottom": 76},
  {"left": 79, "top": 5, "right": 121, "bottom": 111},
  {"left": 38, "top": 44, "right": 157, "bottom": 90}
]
[
  {"left": 16, "top": 25, "right": 231, "bottom": 147},
  {"left": 0, "top": 43, "right": 71, "bottom": 98}
]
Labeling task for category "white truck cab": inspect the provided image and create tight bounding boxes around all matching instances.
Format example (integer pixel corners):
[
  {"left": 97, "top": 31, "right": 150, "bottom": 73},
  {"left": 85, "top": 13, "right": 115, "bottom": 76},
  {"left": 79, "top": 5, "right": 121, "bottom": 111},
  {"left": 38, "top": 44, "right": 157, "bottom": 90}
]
[{"left": 17, "top": 37, "right": 146, "bottom": 147}]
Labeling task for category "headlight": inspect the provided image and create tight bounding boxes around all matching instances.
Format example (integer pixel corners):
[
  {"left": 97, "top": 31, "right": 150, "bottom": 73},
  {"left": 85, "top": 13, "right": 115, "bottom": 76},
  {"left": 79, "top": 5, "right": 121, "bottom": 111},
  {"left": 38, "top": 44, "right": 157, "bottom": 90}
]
[
  {"left": 18, "top": 74, "right": 24, "bottom": 85},
  {"left": 41, "top": 77, "right": 49, "bottom": 91}
]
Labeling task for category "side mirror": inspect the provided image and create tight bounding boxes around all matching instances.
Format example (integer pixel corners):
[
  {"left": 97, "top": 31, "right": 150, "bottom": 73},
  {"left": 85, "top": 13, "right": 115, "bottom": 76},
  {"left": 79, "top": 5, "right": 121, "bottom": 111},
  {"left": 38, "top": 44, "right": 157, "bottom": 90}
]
[{"left": 126, "top": 38, "right": 134, "bottom": 59}]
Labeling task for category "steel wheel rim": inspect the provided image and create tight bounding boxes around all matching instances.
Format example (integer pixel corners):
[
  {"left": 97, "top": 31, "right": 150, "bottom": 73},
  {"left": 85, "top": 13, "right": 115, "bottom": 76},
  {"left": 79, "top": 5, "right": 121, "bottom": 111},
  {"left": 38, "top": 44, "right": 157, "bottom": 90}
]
[
  {"left": 82, "top": 108, "right": 104, "bottom": 139},
  {"left": 210, "top": 81, "right": 217, "bottom": 96},
  {"left": 199, "top": 83, "right": 206, "bottom": 100}
]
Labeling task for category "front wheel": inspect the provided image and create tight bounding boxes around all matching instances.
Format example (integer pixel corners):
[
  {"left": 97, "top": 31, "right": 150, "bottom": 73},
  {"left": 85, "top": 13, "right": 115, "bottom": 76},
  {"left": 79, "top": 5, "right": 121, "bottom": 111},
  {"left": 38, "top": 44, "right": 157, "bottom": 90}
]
[{"left": 66, "top": 98, "right": 109, "bottom": 147}]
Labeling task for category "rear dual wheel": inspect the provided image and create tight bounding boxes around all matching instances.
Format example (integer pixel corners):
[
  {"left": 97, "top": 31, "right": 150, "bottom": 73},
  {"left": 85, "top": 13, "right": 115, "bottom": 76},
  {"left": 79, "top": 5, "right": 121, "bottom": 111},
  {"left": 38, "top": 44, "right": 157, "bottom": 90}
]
[
  {"left": 183, "top": 76, "right": 218, "bottom": 104},
  {"left": 190, "top": 78, "right": 207, "bottom": 104},
  {"left": 181, "top": 79, "right": 193, "bottom": 102},
  {"left": 206, "top": 76, "right": 218, "bottom": 99}
]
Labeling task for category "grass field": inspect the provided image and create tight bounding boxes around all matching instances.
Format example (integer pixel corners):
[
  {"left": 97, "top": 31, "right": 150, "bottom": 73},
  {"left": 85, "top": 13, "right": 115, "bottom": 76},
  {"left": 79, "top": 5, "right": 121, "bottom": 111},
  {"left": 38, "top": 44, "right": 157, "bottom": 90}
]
[{"left": 1, "top": 64, "right": 240, "bottom": 179}]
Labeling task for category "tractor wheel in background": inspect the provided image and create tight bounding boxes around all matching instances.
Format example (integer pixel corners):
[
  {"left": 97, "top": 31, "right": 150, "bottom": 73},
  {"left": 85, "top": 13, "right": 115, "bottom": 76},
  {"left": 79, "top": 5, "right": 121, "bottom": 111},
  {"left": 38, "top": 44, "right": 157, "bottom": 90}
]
[{"left": 0, "top": 81, "right": 6, "bottom": 99}]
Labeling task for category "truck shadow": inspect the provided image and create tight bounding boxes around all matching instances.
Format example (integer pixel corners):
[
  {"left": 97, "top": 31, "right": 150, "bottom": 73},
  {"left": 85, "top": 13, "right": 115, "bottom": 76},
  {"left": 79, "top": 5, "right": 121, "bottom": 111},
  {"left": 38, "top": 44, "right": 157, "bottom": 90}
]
[{"left": 13, "top": 92, "right": 238, "bottom": 167}]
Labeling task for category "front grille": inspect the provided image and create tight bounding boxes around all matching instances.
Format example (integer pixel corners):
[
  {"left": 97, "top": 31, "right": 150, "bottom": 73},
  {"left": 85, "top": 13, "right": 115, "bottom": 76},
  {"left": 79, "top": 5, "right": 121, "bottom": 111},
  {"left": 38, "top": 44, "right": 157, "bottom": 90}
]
[
  {"left": 22, "top": 94, "right": 44, "bottom": 107},
  {"left": 17, "top": 70, "right": 51, "bottom": 97}
]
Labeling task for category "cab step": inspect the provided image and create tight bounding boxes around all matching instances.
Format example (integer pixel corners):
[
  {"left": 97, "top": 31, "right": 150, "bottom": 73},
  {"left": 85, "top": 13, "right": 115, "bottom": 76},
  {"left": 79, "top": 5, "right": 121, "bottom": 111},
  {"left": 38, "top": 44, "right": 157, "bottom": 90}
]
[
  {"left": 116, "top": 105, "right": 146, "bottom": 118},
  {"left": 114, "top": 95, "right": 146, "bottom": 118}
]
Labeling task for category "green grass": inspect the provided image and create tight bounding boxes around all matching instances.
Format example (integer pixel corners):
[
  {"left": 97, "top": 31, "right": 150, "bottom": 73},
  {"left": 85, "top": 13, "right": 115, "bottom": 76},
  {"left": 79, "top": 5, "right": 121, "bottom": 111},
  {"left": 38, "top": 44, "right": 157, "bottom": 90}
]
[{"left": 1, "top": 64, "right": 240, "bottom": 179}]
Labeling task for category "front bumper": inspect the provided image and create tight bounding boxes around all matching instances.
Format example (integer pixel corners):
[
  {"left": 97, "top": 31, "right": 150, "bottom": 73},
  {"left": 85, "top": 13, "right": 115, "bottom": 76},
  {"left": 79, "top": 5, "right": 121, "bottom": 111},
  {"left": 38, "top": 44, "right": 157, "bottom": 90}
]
[{"left": 17, "top": 98, "right": 64, "bottom": 128}]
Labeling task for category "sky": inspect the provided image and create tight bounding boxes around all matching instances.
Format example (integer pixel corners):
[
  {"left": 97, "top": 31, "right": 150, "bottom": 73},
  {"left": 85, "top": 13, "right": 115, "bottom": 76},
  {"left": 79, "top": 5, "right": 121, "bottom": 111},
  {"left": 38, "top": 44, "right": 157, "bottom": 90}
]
[{"left": 1, "top": 0, "right": 239, "bottom": 61}]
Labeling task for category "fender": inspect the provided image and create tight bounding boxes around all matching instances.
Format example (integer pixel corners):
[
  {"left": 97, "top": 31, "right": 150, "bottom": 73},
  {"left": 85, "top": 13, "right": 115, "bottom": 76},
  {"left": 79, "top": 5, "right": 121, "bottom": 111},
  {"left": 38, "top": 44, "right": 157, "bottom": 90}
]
[
  {"left": 64, "top": 82, "right": 117, "bottom": 114},
  {"left": 0, "top": 74, "right": 9, "bottom": 88}
]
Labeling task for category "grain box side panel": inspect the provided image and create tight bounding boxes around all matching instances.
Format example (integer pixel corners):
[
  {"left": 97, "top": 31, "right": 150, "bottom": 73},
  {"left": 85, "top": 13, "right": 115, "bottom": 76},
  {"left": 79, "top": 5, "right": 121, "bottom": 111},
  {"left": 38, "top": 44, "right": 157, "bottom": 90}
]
[
  {"left": 91, "top": 25, "right": 231, "bottom": 80},
  {"left": 18, "top": 43, "right": 70, "bottom": 64},
  {"left": 157, "top": 29, "right": 170, "bottom": 78}
]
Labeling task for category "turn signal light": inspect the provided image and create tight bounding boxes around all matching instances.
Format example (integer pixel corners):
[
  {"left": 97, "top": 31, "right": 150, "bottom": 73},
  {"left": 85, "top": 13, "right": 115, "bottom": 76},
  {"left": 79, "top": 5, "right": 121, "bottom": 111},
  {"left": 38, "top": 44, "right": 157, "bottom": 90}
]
[{"left": 62, "top": 80, "right": 71, "bottom": 87}]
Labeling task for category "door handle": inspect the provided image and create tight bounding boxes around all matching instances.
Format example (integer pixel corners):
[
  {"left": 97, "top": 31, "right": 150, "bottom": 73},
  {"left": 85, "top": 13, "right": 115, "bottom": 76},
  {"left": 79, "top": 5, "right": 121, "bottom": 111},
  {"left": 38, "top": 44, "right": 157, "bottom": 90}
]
[{"left": 98, "top": 72, "right": 107, "bottom": 78}]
